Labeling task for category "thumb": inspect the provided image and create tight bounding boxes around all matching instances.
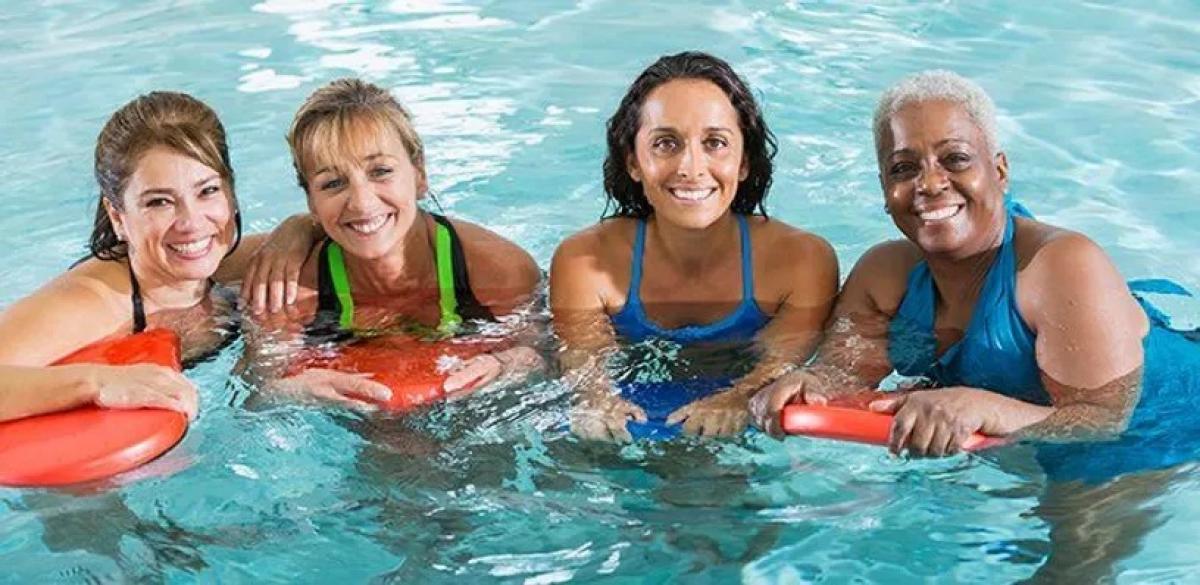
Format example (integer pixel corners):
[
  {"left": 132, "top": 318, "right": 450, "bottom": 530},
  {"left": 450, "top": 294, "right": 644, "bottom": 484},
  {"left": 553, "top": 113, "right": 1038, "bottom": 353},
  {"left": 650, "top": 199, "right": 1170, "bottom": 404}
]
[
  {"left": 665, "top": 404, "right": 689, "bottom": 426},
  {"left": 869, "top": 394, "right": 905, "bottom": 413},
  {"left": 629, "top": 402, "right": 648, "bottom": 423}
]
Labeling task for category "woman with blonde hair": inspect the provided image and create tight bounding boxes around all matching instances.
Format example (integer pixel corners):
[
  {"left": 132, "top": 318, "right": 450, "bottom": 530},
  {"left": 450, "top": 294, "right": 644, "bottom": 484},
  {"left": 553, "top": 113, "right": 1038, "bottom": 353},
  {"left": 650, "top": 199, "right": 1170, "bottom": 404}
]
[{"left": 242, "top": 78, "right": 542, "bottom": 408}]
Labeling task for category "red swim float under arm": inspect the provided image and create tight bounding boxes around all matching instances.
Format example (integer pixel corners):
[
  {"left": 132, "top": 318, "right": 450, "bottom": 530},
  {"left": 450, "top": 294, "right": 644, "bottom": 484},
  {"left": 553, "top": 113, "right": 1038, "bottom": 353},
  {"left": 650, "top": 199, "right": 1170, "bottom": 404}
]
[{"left": 0, "top": 329, "right": 188, "bottom": 487}]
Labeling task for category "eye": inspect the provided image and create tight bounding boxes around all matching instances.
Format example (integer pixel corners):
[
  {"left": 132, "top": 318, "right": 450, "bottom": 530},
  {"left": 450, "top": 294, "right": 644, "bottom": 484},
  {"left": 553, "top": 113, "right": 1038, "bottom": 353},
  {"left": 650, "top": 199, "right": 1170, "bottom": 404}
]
[
  {"left": 199, "top": 184, "right": 221, "bottom": 197},
  {"left": 369, "top": 166, "right": 393, "bottom": 179},
  {"left": 145, "top": 197, "right": 173, "bottom": 208},
  {"left": 703, "top": 136, "right": 729, "bottom": 150},
  {"left": 651, "top": 136, "right": 679, "bottom": 153},
  {"left": 889, "top": 161, "right": 917, "bottom": 177},
  {"left": 319, "top": 177, "right": 346, "bottom": 192},
  {"left": 943, "top": 152, "right": 972, "bottom": 168}
]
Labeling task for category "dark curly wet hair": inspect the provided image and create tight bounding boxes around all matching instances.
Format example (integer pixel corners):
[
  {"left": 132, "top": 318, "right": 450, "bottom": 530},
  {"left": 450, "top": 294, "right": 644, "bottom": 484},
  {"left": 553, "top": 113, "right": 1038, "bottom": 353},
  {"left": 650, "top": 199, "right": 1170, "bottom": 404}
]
[{"left": 602, "top": 51, "right": 777, "bottom": 218}]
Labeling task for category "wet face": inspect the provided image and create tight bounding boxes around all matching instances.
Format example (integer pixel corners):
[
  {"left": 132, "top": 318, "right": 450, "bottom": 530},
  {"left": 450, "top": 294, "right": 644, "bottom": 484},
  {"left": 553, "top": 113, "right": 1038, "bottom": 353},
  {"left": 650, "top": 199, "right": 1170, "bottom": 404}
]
[
  {"left": 302, "top": 122, "right": 427, "bottom": 261},
  {"left": 627, "top": 78, "right": 748, "bottom": 230},
  {"left": 879, "top": 99, "right": 1009, "bottom": 259},
  {"left": 108, "top": 147, "right": 235, "bottom": 284}
]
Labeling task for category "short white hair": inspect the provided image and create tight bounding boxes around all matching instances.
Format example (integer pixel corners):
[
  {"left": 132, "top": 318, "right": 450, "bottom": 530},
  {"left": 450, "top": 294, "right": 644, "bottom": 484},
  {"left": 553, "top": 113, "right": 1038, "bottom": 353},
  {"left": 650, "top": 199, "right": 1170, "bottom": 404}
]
[{"left": 872, "top": 70, "right": 999, "bottom": 161}]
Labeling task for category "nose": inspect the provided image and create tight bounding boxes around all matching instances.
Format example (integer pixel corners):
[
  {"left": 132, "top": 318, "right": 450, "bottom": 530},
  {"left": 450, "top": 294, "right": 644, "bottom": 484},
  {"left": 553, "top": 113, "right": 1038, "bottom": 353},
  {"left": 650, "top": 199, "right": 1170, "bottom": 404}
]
[
  {"left": 344, "top": 175, "right": 374, "bottom": 211},
  {"left": 915, "top": 164, "right": 949, "bottom": 197},
  {"left": 676, "top": 142, "right": 706, "bottom": 179},
  {"left": 173, "top": 198, "right": 201, "bottom": 232}
]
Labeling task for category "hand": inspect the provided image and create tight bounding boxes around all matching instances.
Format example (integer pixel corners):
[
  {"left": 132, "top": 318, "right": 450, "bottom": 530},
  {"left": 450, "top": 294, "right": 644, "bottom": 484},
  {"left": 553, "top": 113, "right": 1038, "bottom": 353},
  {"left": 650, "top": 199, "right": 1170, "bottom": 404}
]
[
  {"left": 749, "top": 370, "right": 851, "bottom": 437},
  {"left": 666, "top": 390, "right": 750, "bottom": 437},
  {"left": 868, "top": 388, "right": 999, "bottom": 457},
  {"left": 90, "top": 364, "right": 199, "bottom": 420},
  {"left": 569, "top": 390, "right": 647, "bottom": 443},
  {"left": 443, "top": 346, "right": 545, "bottom": 397},
  {"left": 272, "top": 368, "right": 392, "bottom": 412},
  {"left": 240, "top": 214, "right": 320, "bottom": 314}
]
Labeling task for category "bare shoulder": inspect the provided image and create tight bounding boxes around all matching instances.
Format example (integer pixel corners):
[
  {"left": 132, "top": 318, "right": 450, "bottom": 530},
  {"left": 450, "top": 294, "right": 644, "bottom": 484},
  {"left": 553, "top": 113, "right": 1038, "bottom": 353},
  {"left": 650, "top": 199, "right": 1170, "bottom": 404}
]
[
  {"left": 751, "top": 216, "right": 836, "bottom": 266},
  {"left": 1016, "top": 219, "right": 1134, "bottom": 317},
  {"left": 841, "top": 238, "right": 923, "bottom": 316},
  {"left": 0, "top": 260, "right": 129, "bottom": 364},
  {"left": 442, "top": 216, "right": 540, "bottom": 303},
  {"left": 550, "top": 218, "right": 635, "bottom": 311}
]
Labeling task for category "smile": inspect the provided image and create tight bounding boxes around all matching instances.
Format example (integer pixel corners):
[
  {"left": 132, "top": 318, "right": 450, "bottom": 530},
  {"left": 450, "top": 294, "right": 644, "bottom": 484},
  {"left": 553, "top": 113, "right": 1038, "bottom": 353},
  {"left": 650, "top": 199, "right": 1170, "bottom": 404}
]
[
  {"left": 165, "top": 236, "right": 214, "bottom": 259},
  {"left": 344, "top": 213, "right": 394, "bottom": 235},
  {"left": 668, "top": 187, "right": 717, "bottom": 203},
  {"left": 917, "top": 205, "right": 963, "bottom": 223}
]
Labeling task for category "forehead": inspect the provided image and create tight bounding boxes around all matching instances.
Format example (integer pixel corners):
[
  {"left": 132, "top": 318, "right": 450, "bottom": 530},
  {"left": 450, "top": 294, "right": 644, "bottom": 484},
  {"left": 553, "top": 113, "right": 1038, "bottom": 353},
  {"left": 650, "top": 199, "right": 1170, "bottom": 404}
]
[
  {"left": 128, "top": 147, "right": 218, "bottom": 186},
  {"left": 639, "top": 79, "right": 740, "bottom": 131},
  {"left": 300, "top": 115, "right": 410, "bottom": 174},
  {"left": 885, "top": 99, "right": 985, "bottom": 151}
]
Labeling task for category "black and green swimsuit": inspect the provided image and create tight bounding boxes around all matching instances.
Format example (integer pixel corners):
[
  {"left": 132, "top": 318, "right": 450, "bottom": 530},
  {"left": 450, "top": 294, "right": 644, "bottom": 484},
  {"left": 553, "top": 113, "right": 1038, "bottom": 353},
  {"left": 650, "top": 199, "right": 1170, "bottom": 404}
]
[{"left": 312, "top": 213, "right": 492, "bottom": 337}]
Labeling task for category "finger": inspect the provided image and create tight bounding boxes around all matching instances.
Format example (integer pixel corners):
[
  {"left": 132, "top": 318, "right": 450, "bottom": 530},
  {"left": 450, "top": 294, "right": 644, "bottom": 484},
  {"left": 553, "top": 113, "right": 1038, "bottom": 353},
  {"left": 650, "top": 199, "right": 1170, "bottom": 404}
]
[
  {"left": 268, "top": 265, "right": 286, "bottom": 314},
  {"left": 240, "top": 260, "right": 259, "bottom": 303},
  {"left": 802, "top": 387, "right": 829, "bottom": 406},
  {"left": 444, "top": 358, "right": 500, "bottom": 393},
  {"left": 869, "top": 395, "right": 904, "bottom": 414},
  {"left": 337, "top": 376, "right": 393, "bottom": 403},
  {"left": 889, "top": 411, "right": 916, "bottom": 456},
  {"left": 665, "top": 404, "right": 691, "bottom": 426},
  {"left": 610, "top": 418, "right": 633, "bottom": 443},
  {"left": 909, "top": 417, "right": 937, "bottom": 458},
  {"left": 252, "top": 280, "right": 268, "bottom": 314},
  {"left": 627, "top": 403, "right": 647, "bottom": 423},
  {"left": 928, "top": 424, "right": 956, "bottom": 458},
  {"left": 285, "top": 260, "right": 300, "bottom": 305},
  {"left": 682, "top": 413, "right": 704, "bottom": 436}
]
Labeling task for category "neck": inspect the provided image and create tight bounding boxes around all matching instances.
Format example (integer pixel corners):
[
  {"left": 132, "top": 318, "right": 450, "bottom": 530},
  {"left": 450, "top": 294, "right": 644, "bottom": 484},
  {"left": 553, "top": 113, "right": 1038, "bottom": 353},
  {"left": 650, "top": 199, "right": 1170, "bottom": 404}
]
[
  {"left": 924, "top": 220, "right": 1006, "bottom": 310},
  {"left": 127, "top": 259, "right": 209, "bottom": 312},
  {"left": 647, "top": 211, "right": 739, "bottom": 275},
  {"left": 343, "top": 211, "right": 434, "bottom": 295}
]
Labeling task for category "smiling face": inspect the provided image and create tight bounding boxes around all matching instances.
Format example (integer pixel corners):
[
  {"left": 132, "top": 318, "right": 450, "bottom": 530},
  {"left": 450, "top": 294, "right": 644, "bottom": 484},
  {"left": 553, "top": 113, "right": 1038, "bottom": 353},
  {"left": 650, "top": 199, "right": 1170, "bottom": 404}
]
[
  {"left": 108, "top": 147, "right": 235, "bottom": 284},
  {"left": 627, "top": 79, "right": 748, "bottom": 230},
  {"left": 301, "top": 118, "right": 427, "bottom": 261},
  {"left": 879, "top": 99, "right": 1009, "bottom": 259}
]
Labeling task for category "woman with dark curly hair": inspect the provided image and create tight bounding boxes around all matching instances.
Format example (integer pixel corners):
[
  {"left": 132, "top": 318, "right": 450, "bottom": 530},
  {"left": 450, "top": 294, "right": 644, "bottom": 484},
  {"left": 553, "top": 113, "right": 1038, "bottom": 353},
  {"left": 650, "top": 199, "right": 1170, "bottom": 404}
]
[{"left": 551, "top": 51, "right": 838, "bottom": 441}]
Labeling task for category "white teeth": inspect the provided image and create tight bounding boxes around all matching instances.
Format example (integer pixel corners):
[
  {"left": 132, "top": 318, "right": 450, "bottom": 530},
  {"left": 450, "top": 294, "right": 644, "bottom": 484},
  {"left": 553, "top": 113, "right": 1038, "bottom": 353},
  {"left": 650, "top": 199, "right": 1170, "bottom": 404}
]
[
  {"left": 919, "top": 206, "right": 960, "bottom": 221},
  {"left": 167, "top": 237, "right": 212, "bottom": 255},
  {"left": 671, "top": 188, "right": 715, "bottom": 201},
  {"left": 346, "top": 214, "right": 389, "bottom": 234}
]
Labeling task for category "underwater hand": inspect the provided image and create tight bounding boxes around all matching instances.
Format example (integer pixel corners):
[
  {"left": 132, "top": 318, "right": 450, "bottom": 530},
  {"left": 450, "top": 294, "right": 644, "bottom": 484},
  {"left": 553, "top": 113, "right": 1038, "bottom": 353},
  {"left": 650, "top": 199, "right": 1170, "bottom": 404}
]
[
  {"left": 570, "top": 390, "right": 647, "bottom": 443},
  {"left": 869, "top": 388, "right": 998, "bottom": 457},
  {"left": 667, "top": 389, "right": 750, "bottom": 437},
  {"left": 90, "top": 363, "right": 199, "bottom": 421},
  {"left": 274, "top": 368, "right": 392, "bottom": 412},
  {"left": 443, "top": 346, "right": 545, "bottom": 397}
]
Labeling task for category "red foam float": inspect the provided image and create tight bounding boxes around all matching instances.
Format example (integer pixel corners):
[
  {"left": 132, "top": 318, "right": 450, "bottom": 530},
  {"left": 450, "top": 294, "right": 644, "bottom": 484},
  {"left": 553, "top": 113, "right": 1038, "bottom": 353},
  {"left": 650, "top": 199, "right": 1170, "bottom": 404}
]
[
  {"left": 0, "top": 329, "right": 188, "bottom": 487},
  {"left": 286, "top": 335, "right": 499, "bottom": 411},
  {"left": 781, "top": 393, "right": 1004, "bottom": 451}
]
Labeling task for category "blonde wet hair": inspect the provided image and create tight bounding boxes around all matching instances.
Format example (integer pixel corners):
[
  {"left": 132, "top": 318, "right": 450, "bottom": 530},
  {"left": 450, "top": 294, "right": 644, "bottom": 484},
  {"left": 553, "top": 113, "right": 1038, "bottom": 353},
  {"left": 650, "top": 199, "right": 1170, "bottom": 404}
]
[{"left": 287, "top": 78, "right": 425, "bottom": 189}]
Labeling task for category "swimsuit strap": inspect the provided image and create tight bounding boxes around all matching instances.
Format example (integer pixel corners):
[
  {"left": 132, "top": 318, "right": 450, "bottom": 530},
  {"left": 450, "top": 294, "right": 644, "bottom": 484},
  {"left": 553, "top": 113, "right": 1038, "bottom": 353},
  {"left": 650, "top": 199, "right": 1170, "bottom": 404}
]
[
  {"left": 736, "top": 214, "right": 755, "bottom": 302},
  {"left": 314, "top": 212, "right": 492, "bottom": 334},
  {"left": 626, "top": 219, "right": 648, "bottom": 307},
  {"left": 128, "top": 261, "right": 147, "bottom": 334}
]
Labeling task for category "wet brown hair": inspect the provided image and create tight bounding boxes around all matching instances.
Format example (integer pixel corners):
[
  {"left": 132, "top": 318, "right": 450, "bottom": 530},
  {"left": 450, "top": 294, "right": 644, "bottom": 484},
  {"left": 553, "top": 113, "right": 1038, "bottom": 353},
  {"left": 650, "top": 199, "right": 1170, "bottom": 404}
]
[
  {"left": 90, "top": 91, "right": 239, "bottom": 260},
  {"left": 287, "top": 78, "right": 425, "bottom": 190}
]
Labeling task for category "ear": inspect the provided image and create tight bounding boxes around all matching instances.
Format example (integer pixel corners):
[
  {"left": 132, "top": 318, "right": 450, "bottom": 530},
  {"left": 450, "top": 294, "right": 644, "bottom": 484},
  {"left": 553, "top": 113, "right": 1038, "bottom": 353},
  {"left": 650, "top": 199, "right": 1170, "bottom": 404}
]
[
  {"left": 626, "top": 153, "right": 642, "bottom": 183},
  {"left": 104, "top": 198, "right": 127, "bottom": 242},
  {"left": 739, "top": 156, "right": 749, "bottom": 182},
  {"left": 994, "top": 151, "right": 1009, "bottom": 193},
  {"left": 416, "top": 164, "right": 429, "bottom": 199}
]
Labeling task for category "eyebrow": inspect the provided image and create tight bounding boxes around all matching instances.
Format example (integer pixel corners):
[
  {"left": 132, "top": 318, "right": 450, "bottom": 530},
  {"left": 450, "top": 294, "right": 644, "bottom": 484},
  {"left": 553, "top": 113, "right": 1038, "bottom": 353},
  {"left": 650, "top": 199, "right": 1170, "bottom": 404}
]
[
  {"left": 137, "top": 174, "right": 220, "bottom": 198},
  {"left": 311, "top": 153, "right": 387, "bottom": 176},
  {"left": 888, "top": 139, "right": 972, "bottom": 158}
]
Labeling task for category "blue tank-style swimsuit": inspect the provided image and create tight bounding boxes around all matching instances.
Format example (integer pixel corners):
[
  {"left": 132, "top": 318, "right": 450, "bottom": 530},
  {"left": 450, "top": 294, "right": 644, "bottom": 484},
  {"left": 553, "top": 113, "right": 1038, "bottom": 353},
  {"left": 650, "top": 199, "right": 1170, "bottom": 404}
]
[
  {"left": 611, "top": 214, "right": 771, "bottom": 439},
  {"left": 888, "top": 202, "right": 1200, "bottom": 482}
]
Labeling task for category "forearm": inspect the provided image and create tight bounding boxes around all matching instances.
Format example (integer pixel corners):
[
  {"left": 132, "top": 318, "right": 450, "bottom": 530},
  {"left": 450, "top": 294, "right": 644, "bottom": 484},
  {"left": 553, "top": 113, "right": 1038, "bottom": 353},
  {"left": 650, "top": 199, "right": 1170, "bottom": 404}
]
[
  {"left": 0, "top": 364, "right": 97, "bottom": 422},
  {"left": 1012, "top": 368, "right": 1142, "bottom": 442}
]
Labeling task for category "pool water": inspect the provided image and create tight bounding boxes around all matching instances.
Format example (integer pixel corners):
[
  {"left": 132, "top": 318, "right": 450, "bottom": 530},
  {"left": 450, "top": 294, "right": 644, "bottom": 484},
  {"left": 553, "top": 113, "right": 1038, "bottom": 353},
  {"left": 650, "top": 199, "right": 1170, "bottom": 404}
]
[{"left": 3, "top": 1, "right": 1200, "bottom": 582}]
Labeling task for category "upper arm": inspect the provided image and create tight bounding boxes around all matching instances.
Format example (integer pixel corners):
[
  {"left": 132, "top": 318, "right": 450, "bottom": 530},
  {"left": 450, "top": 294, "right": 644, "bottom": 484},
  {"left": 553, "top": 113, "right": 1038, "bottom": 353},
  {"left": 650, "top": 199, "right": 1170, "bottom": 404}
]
[
  {"left": 811, "top": 240, "right": 918, "bottom": 385},
  {"left": 548, "top": 230, "right": 621, "bottom": 361},
  {"left": 755, "top": 231, "right": 839, "bottom": 361},
  {"left": 211, "top": 232, "right": 268, "bottom": 283},
  {"left": 0, "top": 275, "right": 126, "bottom": 366},
  {"left": 1024, "top": 233, "right": 1145, "bottom": 394}
]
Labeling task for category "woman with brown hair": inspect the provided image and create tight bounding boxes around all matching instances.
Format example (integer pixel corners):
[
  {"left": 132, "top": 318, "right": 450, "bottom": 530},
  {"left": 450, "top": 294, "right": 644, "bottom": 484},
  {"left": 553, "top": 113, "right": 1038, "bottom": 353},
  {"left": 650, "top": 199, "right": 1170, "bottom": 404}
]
[
  {"left": 240, "top": 78, "right": 543, "bottom": 409},
  {"left": 0, "top": 91, "right": 269, "bottom": 422}
]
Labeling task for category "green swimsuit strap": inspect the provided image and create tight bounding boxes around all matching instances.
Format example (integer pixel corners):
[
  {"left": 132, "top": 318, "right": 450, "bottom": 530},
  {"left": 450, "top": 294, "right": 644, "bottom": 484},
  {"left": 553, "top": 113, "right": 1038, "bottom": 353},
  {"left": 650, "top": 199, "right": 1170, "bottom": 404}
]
[{"left": 324, "top": 221, "right": 463, "bottom": 333}]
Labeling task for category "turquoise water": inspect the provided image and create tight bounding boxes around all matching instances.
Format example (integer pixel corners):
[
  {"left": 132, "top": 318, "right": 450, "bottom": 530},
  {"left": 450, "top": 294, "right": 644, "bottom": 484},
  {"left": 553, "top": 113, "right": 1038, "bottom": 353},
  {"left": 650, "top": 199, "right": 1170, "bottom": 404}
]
[{"left": 3, "top": 0, "right": 1200, "bottom": 582}]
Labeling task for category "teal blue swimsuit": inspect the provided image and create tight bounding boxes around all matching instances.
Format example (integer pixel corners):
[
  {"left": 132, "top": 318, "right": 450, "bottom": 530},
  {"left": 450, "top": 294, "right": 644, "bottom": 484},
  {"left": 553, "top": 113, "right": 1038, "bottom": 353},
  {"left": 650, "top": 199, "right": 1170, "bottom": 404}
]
[
  {"left": 888, "top": 202, "right": 1200, "bottom": 482},
  {"left": 611, "top": 214, "right": 771, "bottom": 439}
]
